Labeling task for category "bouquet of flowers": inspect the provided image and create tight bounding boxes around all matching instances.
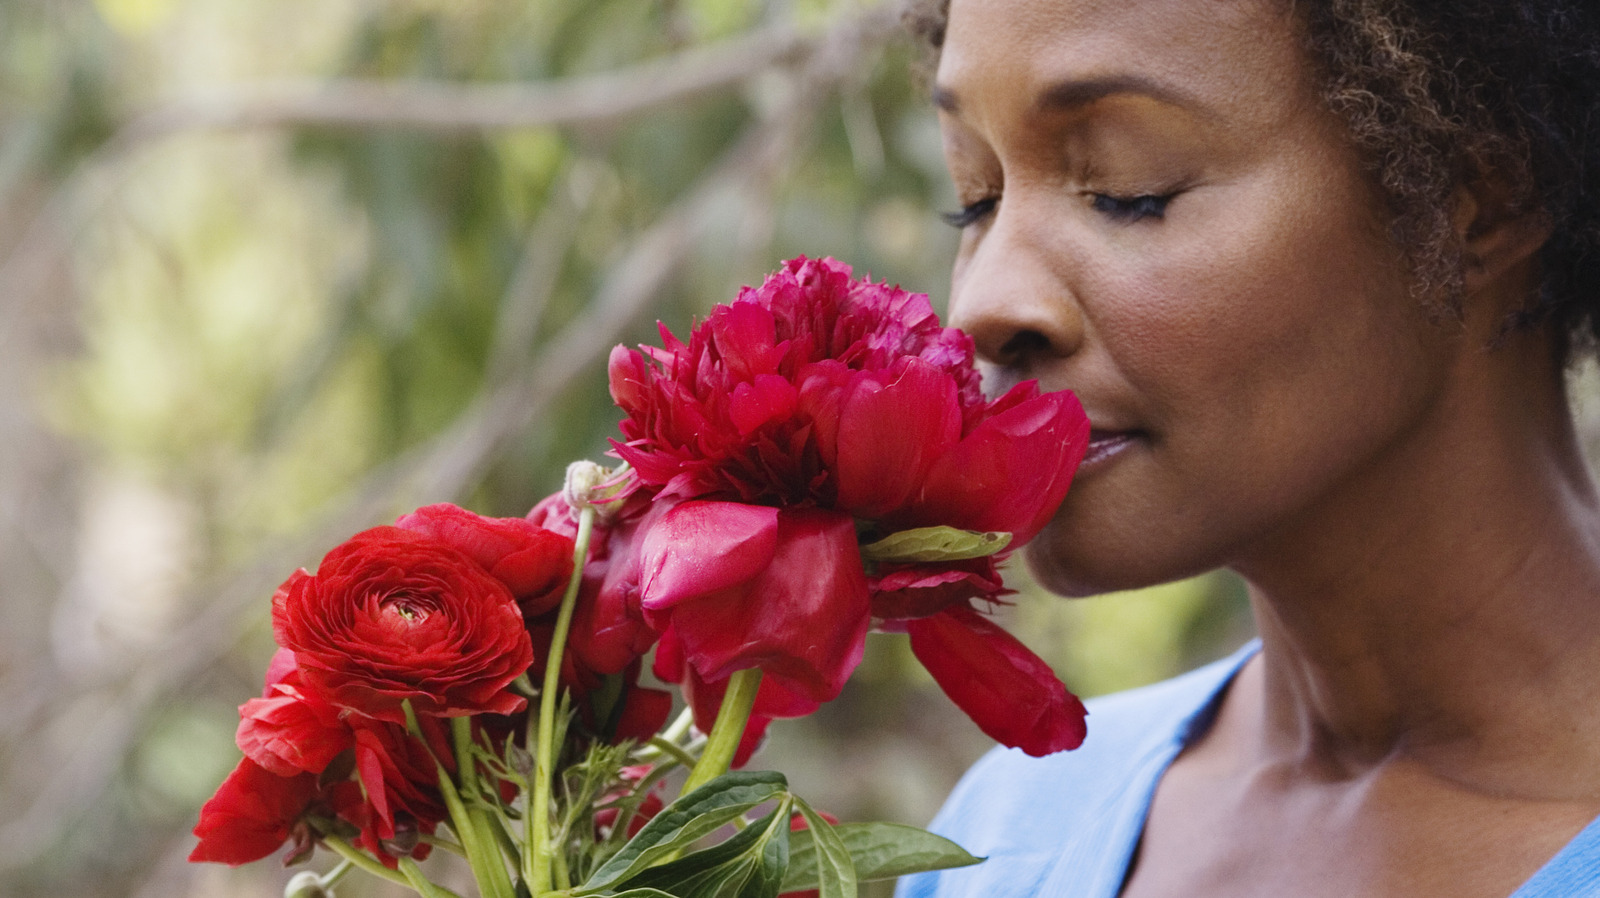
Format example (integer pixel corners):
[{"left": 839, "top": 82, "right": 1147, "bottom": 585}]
[{"left": 190, "top": 257, "right": 1091, "bottom": 898}]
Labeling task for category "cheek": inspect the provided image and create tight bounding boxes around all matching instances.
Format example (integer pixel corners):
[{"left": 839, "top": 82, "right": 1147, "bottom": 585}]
[
  {"left": 1113, "top": 158, "right": 1423, "bottom": 434},
  {"left": 1029, "top": 169, "right": 1438, "bottom": 594}
]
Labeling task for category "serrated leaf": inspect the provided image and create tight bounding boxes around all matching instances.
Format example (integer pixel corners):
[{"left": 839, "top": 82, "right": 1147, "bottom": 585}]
[
  {"left": 858, "top": 527, "right": 1012, "bottom": 564},
  {"left": 576, "top": 771, "right": 788, "bottom": 894},
  {"left": 791, "top": 798, "right": 856, "bottom": 898},
  {"left": 780, "top": 822, "right": 982, "bottom": 891}
]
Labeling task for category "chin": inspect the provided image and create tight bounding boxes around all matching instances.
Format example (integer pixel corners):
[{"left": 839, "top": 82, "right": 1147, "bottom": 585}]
[{"left": 1021, "top": 529, "right": 1216, "bottom": 598}]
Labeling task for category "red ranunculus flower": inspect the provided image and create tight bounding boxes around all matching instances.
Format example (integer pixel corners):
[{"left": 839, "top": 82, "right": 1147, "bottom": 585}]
[
  {"left": 271, "top": 505, "right": 573, "bottom": 723},
  {"left": 236, "top": 650, "right": 352, "bottom": 777},
  {"left": 608, "top": 257, "right": 1090, "bottom": 754},
  {"left": 352, "top": 716, "right": 452, "bottom": 862},
  {"left": 395, "top": 503, "right": 574, "bottom": 613},
  {"left": 189, "top": 757, "right": 364, "bottom": 866}
]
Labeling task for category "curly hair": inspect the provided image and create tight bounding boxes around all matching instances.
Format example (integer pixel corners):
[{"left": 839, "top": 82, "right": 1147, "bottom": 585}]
[{"left": 904, "top": 0, "right": 1600, "bottom": 359}]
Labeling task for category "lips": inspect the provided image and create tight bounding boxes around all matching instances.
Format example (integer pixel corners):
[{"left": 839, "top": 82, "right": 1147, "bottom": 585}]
[{"left": 1082, "top": 428, "right": 1142, "bottom": 467}]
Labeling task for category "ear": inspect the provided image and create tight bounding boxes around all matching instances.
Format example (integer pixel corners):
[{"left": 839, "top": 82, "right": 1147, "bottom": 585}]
[{"left": 1453, "top": 176, "right": 1552, "bottom": 298}]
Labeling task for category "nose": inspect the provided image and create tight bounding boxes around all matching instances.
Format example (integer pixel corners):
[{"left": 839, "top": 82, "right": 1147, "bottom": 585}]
[{"left": 947, "top": 207, "right": 1084, "bottom": 378}]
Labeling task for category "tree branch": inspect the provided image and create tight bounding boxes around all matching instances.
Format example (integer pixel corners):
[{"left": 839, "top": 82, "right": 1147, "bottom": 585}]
[{"left": 121, "top": 25, "right": 808, "bottom": 139}]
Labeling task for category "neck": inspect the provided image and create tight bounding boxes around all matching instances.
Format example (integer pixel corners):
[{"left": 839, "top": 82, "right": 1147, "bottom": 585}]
[{"left": 1232, "top": 332, "right": 1600, "bottom": 798}]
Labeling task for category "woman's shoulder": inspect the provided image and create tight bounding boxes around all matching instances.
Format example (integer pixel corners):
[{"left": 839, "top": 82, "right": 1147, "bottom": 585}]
[{"left": 899, "top": 642, "right": 1258, "bottom": 898}]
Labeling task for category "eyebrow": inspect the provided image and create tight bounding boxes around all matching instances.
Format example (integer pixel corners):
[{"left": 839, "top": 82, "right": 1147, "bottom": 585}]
[{"left": 933, "top": 74, "right": 1198, "bottom": 116}]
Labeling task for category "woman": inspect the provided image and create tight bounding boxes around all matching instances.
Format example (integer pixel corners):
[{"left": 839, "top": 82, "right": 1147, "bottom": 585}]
[{"left": 899, "top": 0, "right": 1600, "bottom": 896}]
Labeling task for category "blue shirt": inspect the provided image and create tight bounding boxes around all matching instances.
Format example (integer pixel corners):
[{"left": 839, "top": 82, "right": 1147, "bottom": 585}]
[{"left": 899, "top": 641, "right": 1600, "bottom": 898}]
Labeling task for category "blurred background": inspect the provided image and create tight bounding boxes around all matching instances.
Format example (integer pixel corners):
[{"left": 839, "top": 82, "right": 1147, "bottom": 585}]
[{"left": 3, "top": 0, "right": 1297, "bottom": 894}]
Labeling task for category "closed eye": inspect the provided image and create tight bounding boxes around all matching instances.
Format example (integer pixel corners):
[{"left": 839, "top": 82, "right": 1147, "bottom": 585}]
[
  {"left": 1091, "top": 193, "right": 1173, "bottom": 223},
  {"left": 941, "top": 196, "right": 998, "bottom": 229}
]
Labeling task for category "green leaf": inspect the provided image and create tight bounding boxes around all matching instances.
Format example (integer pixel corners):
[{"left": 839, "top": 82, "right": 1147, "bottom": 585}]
[
  {"left": 576, "top": 771, "right": 788, "bottom": 894},
  {"left": 616, "top": 799, "right": 791, "bottom": 898},
  {"left": 780, "top": 823, "right": 983, "bottom": 891},
  {"left": 790, "top": 798, "right": 856, "bottom": 898},
  {"left": 742, "top": 805, "right": 793, "bottom": 898},
  {"left": 858, "top": 527, "right": 1012, "bottom": 564}
]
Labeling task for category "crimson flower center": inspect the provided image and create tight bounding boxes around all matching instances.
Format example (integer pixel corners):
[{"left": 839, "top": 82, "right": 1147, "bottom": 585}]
[{"left": 379, "top": 593, "right": 433, "bottom": 625}]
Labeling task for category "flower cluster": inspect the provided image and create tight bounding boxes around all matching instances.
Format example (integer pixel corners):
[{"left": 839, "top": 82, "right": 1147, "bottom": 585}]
[
  {"left": 604, "top": 256, "right": 1091, "bottom": 755},
  {"left": 191, "top": 257, "right": 1092, "bottom": 897},
  {"left": 192, "top": 504, "right": 669, "bottom": 866}
]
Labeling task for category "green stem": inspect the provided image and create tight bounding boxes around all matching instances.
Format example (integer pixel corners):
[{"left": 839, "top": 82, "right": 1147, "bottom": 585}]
[
  {"left": 681, "top": 667, "right": 763, "bottom": 794},
  {"left": 323, "top": 836, "right": 458, "bottom": 896},
  {"left": 449, "top": 717, "right": 517, "bottom": 898},
  {"left": 529, "top": 504, "right": 596, "bottom": 895},
  {"left": 436, "top": 762, "right": 514, "bottom": 898},
  {"left": 659, "top": 706, "right": 695, "bottom": 744},
  {"left": 553, "top": 841, "right": 572, "bottom": 892},
  {"left": 416, "top": 833, "right": 467, "bottom": 857},
  {"left": 645, "top": 735, "right": 698, "bottom": 769},
  {"left": 399, "top": 857, "right": 460, "bottom": 898},
  {"left": 452, "top": 717, "right": 480, "bottom": 804},
  {"left": 321, "top": 858, "right": 355, "bottom": 888}
]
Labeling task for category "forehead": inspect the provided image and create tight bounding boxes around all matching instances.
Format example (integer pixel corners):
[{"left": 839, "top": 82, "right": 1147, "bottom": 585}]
[{"left": 936, "top": 0, "right": 1310, "bottom": 130}]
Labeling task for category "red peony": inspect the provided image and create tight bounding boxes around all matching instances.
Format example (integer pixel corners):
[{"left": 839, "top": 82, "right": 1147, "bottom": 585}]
[
  {"left": 638, "top": 501, "right": 869, "bottom": 705},
  {"left": 526, "top": 490, "right": 664, "bottom": 679},
  {"left": 906, "top": 604, "right": 1088, "bottom": 754},
  {"left": 270, "top": 505, "right": 572, "bottom": 724},
  {"left": 607, "top": 257, "right": 1090, "bottom": 755}
]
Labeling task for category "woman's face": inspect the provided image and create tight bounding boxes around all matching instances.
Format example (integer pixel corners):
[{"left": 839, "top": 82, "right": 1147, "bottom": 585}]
[{"left": 937, "top": 0, "right": 1458, "bottom": 594}]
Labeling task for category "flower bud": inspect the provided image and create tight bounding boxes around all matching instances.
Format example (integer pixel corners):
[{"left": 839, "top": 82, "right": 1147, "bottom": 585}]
[
  {"left": 508, "top": 742, "right": 536, "bottom": 778},
  {"left": 563, "top": 461, "right": 631, "bottom": 520},
  {"left": 284, "top": 871, "right": 334, "bottom": 898},
  {"left": 380, "top": 813, "right": 421, "bottom": 858}
]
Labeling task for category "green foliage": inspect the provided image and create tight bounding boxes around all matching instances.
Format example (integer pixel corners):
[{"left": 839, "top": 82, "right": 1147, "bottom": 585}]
[
  {"left": 581, "top": 772, "right": 791, "bottom": 892},
  {"left": 859, "top": 526, "right": 1011, "bottom": 564},
  {"left": 575, "top": 772, "right": 970, "bottom": 898},
  {"left": 781, "top": 822, "right": 979, "bottom": 891}
]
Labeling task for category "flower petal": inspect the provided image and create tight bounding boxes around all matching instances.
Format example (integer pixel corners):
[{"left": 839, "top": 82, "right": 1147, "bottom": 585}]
[
  {"left": 906, "top": 604, "right": 1086, "bottom": 755},
  {"left": 664, "top": 508, "right": 869, "bottom": 703},
  {"left": 868, "top": 557, "right": 1006, "bottom": 620},
  {"left": 189, "top": 759, "right": 319, "bottom": 866},
  {"left": 834, "top": 359, "right": 963, "bottom": 519},
  {"left": 237, "top": 680, "right": 353, "bottom": 776},
  {"left": 638, "top": 500, "right": 779, "bottom": 612},
  {"left": 729, "top": 374, "right": 800, "bottom": 437},
  {"left": 396, "top": 503, "right": 574, "bottom": 610},
  {"left": 908, "top": 388, "right": 1090, "bottom": 542}
]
